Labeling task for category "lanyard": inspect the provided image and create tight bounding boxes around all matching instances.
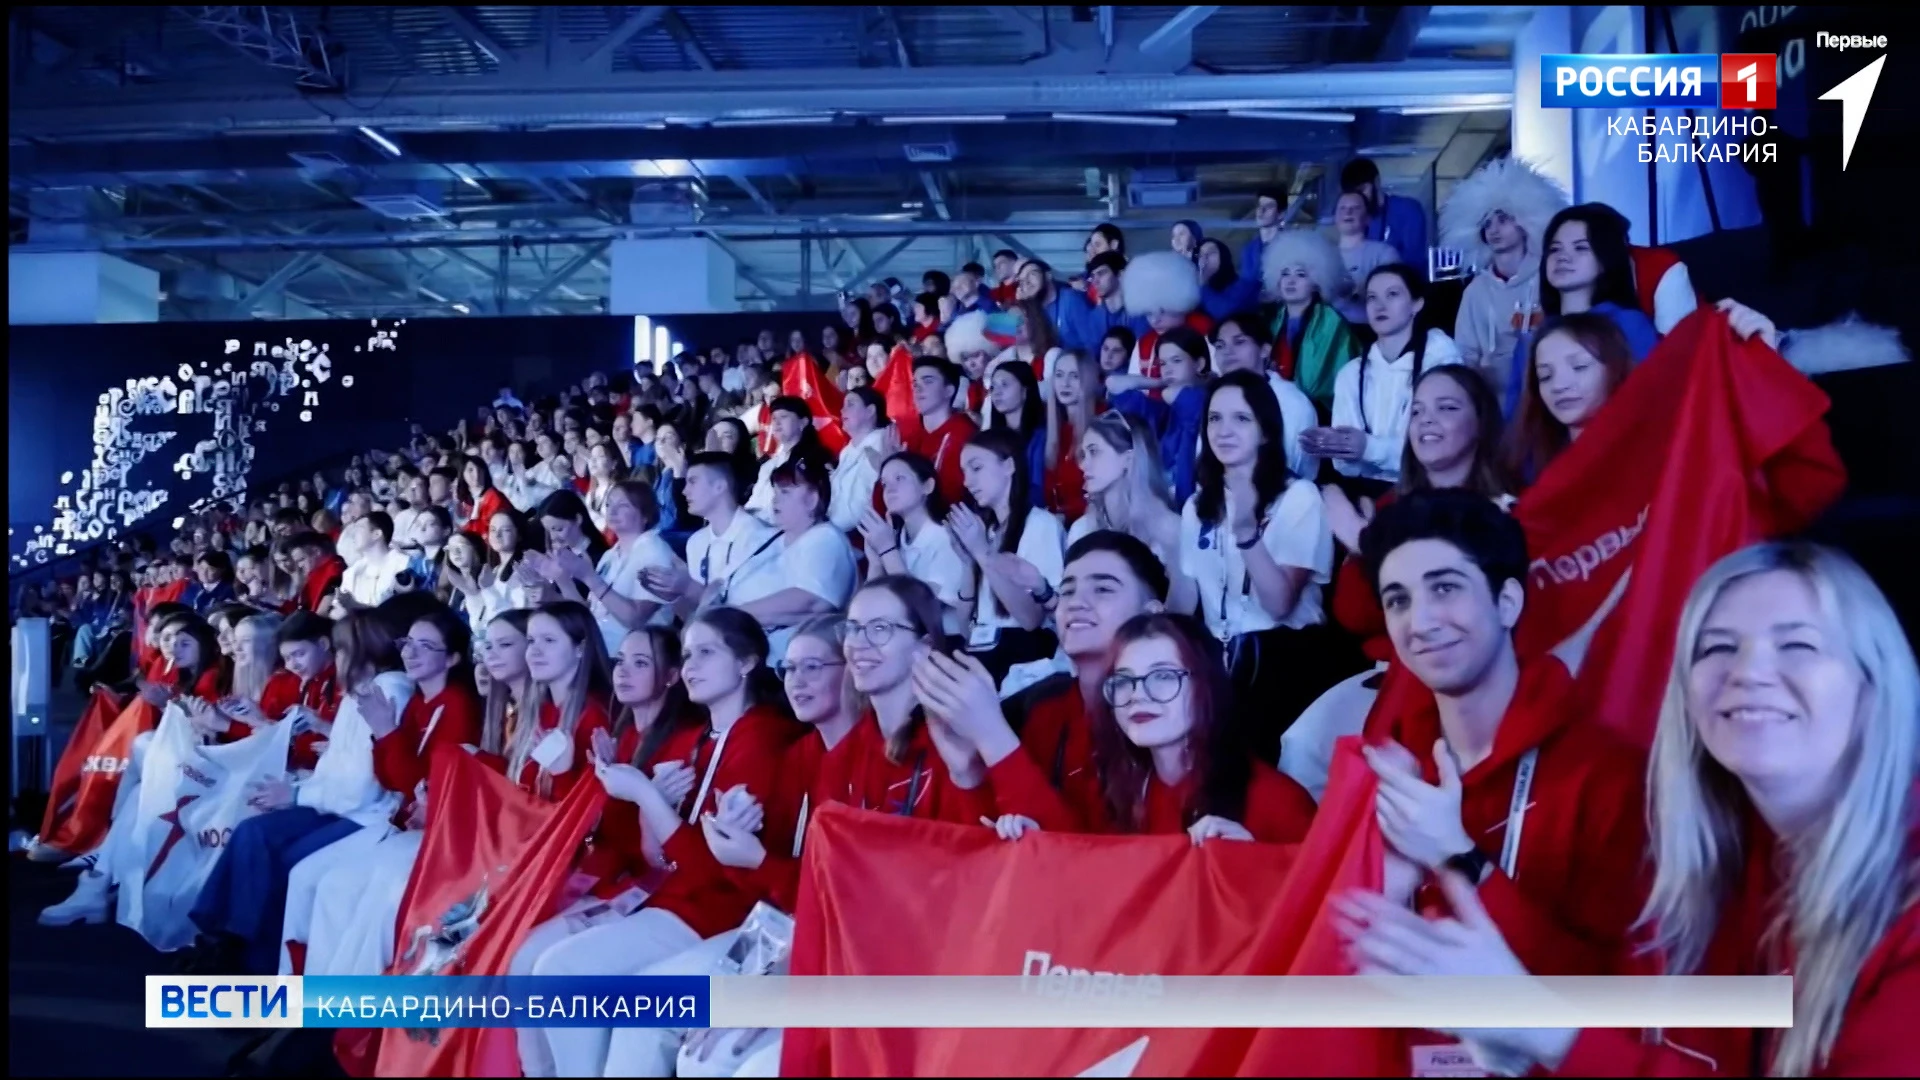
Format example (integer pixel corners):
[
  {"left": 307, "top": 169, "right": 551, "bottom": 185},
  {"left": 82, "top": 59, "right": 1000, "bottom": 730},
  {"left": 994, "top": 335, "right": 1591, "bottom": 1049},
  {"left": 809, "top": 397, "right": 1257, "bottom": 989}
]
[
  {"left": 688, "top": 725, "right": 732, "bottom": 825},
  {"left": 415, "top": 703, "right": 446, "bottom": 756},
  {"left": 1498, "top": 748, "right": 1539, "bottom": 878},
  {"left": 716, "top": 533, "right": 780, "bottom": 605}
]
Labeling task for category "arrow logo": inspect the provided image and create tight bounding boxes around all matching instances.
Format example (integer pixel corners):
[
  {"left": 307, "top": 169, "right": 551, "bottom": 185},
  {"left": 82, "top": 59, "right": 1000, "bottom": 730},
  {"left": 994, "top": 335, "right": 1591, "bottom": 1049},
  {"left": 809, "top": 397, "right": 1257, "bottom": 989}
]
[
  {"left": 1076, "top": 1036, "right": 1151, "bottom": 1077},
  {"left": 1819, "top": 54, "right": 1887, "bottom": 171}
]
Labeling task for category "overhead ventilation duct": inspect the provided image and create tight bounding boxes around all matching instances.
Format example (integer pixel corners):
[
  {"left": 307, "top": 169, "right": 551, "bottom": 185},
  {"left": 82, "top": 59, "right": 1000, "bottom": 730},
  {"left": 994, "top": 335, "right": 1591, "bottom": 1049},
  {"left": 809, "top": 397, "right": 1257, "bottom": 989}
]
[
  {"left": 169, "top": 268, "right": 239, "bottom": 302},
  {"left": 903, "top": 140, "right": 957, "bottom": 164},
  {"left": 289, "top": 150, "right": 353, "bottom": 176},
  {"left": 1126, "top": 167, "right": 1200, "bottom": 209},
  {"left": 353, "top": 182, "right": 449, "bottom": 220},
  {"left": 628, "top": 181, "right": 701, "bottom": 225}
]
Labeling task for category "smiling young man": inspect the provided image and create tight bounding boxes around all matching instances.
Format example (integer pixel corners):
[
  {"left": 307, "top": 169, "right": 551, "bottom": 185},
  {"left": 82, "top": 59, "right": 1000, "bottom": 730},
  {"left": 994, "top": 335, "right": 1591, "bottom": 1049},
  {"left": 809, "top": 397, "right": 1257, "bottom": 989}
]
[
  {"left": 915, "top": 531, "right": 1168, "bottom": 831},
  {"left": 906, "top": 356, "right": 977, "bottom": 508},
  {"left": 1358, "top": 490, "right": 1646, "bottom": 988}
]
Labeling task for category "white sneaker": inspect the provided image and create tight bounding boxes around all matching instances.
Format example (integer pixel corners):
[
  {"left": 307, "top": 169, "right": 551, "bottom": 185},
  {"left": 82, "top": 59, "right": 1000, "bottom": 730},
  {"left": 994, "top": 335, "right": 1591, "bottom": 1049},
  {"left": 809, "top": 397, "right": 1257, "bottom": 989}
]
[
  {"left": 39, "top": 869, "right": 112, "bottom": 926},
  {"left": 60, "top": 853, "right": 99, "bottom": 873},
  {"left": 26, "top": 839, "right": 75, "bottom": 864}
]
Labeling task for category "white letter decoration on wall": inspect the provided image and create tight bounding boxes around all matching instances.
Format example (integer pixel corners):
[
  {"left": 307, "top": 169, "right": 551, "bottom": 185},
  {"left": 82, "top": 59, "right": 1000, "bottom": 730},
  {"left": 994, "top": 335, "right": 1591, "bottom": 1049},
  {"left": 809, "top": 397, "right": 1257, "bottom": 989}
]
[{"left": 14, "top": 319, "right": 404, "bottom": 568}]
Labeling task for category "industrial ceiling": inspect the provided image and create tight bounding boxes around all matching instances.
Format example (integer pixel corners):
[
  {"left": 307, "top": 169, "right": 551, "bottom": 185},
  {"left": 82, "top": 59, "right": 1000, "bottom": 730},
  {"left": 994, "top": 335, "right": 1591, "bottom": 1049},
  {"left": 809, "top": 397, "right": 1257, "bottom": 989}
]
[{"left": 9, "top": 5, "right": 1536, "bottom": 320}]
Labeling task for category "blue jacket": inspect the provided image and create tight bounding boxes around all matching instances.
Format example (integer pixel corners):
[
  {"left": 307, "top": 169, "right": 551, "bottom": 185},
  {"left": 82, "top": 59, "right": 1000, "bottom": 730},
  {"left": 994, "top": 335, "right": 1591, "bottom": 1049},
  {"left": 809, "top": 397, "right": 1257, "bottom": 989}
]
[
  {"left": 1367, "top": 194, "right": 1430, "bottom": 271},
  {"left": 1042, "top": 288, "right": 1094, "bottom": 352},
  {"left": 1201, "top": 276, "right": 1261, "bottom": 322}
]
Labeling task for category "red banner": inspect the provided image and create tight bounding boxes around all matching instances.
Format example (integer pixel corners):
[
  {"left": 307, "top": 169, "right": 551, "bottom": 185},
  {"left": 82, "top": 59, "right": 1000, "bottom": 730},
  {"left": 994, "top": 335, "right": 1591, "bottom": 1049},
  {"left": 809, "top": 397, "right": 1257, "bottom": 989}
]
[
  {"left": 783, "top": 351, "right": 849, "bottom": 455},
  {"left": 341, "top": 746, "right": 606, "bottom": 1078},
  {"left": 40, "top": 690, "right": 152, "bottom": 856},
  {"left": 877, "top": 343, "right": 923, "bottom": 444},
  {"left": 1509, "top": 308, "right": 1843, "bottom": 748},
  {"left": 783, "top": 740, "right": 1385, "bottom": 1077}
]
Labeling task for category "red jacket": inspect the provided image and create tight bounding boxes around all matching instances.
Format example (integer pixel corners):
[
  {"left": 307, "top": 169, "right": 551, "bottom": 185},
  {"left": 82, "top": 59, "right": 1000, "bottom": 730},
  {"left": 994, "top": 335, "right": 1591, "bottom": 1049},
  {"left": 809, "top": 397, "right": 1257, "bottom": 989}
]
[
  {"left": 1379, "top": 657, "right": 1648, "bottom": 976},
  {"left": 462, "top": 488, "right": 509, "bottom": 538},
  {"left": 299, "top": 555, "right": 346, "bottom": 614},
  {"left": 576, "top": 710, "right": 705, "bottom": 895},
  {"left": 1044, "top": 415, "right": 1092, "bottom": 522},
  {"left": 217, "top": 668, "right": 302, "bottom": 743},
  {"left": 289, "top": 664, "right": 340, "bottom": 773},
  {"left": 744, "top": 713, "right": 993, "bottom": 915},
  {"left": 487, "top": 697, "right": 612, "bottom": 801},
  {"left": 905, "top": 411, "right": 976, "bottom": 509},
  {"left": 1558, "top": 813, "right": 1920, "bottom": 1077},
  {"left": 1133, "top": 312, "right": 1216, "bottom": 383},
  {"left": 372, "top": 682, "right": 483, "bottom": 798},
  {"left": 643, "top": 705, "right": 806, "bottom": 938},
  {"left": 986, "top": 683, "right": 1101, "bottom": 831}
]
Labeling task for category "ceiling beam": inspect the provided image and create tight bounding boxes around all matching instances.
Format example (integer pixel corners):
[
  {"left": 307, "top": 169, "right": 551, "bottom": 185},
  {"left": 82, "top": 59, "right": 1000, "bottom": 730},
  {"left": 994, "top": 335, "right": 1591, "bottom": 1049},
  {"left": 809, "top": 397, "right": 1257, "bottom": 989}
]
[
  {"left": 990, "top": 7, "right": 1075, "bottom": 55},
  {"left": 703, "top": 232, "right": 792, "bottom": 299},
  {"left": 663, "top": 10, "right": 716, "bottom": 72},
  {"left": 523, "top": 241, "right": 611, "bottom": 307},
  {"left": 10, "top": 60, "right": 1513, "bottom": 137},
  {"left": 1377, "top": 7, "right": 1433, "bottom": 62},
  {"left": 1138, "top": 6, "right": 1221, "bottom": 54},
  {"left": 918, "top": 171, "right": 950, "bottom": 222},
  {"left": 879, "top": 7, "right": 913, "bottom": 68},
  {"left": 729, "top": 175, "right": 777, "bottom": 216},
  {"left": 838, "top": 237, "right": 916, "bottom": 293},
  {"left": 228, "top": 249, "right": 322, "bottom": 317},
  {"left": 574, "top": 6, "right": 668, "bottom": 68},
  {"left": 433, "top": 7, "right": 518, "bottom": 71}
]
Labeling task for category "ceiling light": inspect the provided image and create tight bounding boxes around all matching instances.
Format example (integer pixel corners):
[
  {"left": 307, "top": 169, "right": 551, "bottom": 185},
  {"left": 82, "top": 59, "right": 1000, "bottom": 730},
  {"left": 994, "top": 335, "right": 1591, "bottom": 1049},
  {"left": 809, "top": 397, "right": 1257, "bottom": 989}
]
[
  {"left": 1051, "top": 112, "right": 1179, "bottom": 127},
  {"left": 709, "top": 115, "right": 838, "bottom": 129},
  {"left": 456, "top": 172, "right": 485, "bottom": 190},
  {"left": 358, "top": 126, "right": 403, "bottom": 157},
  {"left": 1226, "top": 109, "right": 1356, "bottom": 123},
  {"left": 451, "top": 303, "right": 471, "bottom": 314},
  {"left": 878, "top": 114, "right": 1009, "bottom": 125},
  {"left": 1391, "top": 103, "right": 1510, "bottom": 116}
]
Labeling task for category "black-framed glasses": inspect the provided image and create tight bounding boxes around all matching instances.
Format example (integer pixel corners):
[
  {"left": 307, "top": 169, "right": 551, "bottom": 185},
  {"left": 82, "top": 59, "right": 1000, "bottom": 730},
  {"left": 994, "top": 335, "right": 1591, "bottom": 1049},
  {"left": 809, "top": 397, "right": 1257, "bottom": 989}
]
[
  {"left": 838, "top": 618, "right": 918, "bottom": 648},
  {"left": 1101, "top": 668, "right": 1191, "bottom": 706},
  {"left": 776, "top": 659, "right": 846, "bottom": 681}
]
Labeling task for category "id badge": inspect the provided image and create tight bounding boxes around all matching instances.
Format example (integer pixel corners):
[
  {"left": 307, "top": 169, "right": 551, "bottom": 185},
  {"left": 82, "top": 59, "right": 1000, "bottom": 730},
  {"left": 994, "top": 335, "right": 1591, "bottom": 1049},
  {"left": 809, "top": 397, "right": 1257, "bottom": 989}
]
[
  {"left": 531, "top": 728, "right": 574, "bottom": 773},
  {"left": 1411, "top": 1044, "right": 1487, "bottom": 1078},
  {"left": 967, "top": 622, "right": 1001, "bottom": 651}
]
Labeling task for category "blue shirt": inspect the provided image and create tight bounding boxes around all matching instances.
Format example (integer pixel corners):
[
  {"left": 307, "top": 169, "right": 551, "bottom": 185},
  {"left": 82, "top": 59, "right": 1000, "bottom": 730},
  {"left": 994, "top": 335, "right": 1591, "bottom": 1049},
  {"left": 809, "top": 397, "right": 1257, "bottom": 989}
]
[
  {"left": 1366, "top": 194, "right": 1430, "bottom": 271},
  {"left": 1043, "top": 288, "right": 1094, "bottom": 352}
]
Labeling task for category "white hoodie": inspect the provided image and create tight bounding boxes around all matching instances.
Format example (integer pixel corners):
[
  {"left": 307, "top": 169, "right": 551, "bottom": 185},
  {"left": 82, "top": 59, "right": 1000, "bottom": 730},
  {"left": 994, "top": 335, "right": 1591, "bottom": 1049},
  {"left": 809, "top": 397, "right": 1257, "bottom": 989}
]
[
  {"left": 293, "top": 669, "right": 414, "bottom": 826},
  {"left": 1330, "top": 328, "right": 1464, "bottom": 483}
]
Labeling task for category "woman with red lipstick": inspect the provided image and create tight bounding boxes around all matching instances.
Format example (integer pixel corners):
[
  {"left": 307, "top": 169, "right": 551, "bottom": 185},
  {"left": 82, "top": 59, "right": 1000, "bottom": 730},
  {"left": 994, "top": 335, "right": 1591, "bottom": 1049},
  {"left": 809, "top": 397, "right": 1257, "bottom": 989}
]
[{"left": 970, "top": 612, "right": 1314, "bottom": 844}]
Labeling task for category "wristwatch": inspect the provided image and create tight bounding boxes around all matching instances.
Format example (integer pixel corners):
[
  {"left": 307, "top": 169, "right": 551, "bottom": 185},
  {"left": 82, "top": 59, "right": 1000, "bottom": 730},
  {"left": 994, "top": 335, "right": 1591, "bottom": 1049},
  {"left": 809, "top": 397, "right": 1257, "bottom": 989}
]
[
  {"left": 1030, "top": 581, "right": 1057, "bottom": 607},
  {"left": 1444, "top": 845, "right": 1493, "bottom": 886}
]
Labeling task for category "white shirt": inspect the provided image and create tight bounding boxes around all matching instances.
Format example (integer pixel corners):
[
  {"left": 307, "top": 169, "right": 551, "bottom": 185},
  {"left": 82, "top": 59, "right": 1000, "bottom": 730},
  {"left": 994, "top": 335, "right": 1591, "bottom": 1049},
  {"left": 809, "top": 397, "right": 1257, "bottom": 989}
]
[
  {"left": 1329, "top": 328, "right": 1463, "bottom": 482},
  {"left": 744, "top": 445, "right": 791, "bottom": 522},
  {"left": 390, "top": 507, "right": 424, "bottom": 547},
  {"left": 340, "top": 547, "right": 412, "bottom": 609},
  {"left": 465, "top": 565, "right": 538, "bottom": 630},
  {"left": 1180, "top": 481, "right": 1332, "bottom": 641},
  {"left": 590, "top": 532, "right": 681, "bottom": 652},
  {"left": 722, "top": 367, "right": 748, "bottom": 393},
  {"left": 1266, "top": 372, "right": 1323, "bottom": 482},
  {"left": 829, "top": 429, "right": 888, "bottom": 534},
  {"left": 900, "top": 520, "right": 970, "bottom": 635},
  {"left": 687, "top": 509, "right": 783, "bottom": 609},
  {"left": 584, "top": 481, "right": 614, "bottom": 534},
  {"left": 763, "top": 523, "right": 858, "bottom": 657},
  {"left": 499, "top": 469, "right": 558, "bottom": 514},
  {"left": 294, "top": 669, "right": 414, "bottom": 825},
  {"left": 970, "top": 509, "right": 1067, "bottom": 642}
]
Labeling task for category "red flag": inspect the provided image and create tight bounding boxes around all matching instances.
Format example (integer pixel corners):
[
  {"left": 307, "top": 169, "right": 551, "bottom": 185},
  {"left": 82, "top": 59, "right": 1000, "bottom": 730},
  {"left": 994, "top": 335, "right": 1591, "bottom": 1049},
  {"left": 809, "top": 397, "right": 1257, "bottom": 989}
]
[
  {"left": 40, "top": 692, "right": 154, "bottom": 856},
  {"left": 782, "top": 351, "right": 849, "bottom": 455},
  {"left": 876, "top": 343, "right": 923, "bottom": 444},
  {"left": 1510, "top": 309, "right": 1844, "bottom": 748},
  {"left": 348, "top": 745, "right": 607, "bottom": 1078},
  {"left": 783, "top": 740, "right": 1384, "bottom": 1077}
]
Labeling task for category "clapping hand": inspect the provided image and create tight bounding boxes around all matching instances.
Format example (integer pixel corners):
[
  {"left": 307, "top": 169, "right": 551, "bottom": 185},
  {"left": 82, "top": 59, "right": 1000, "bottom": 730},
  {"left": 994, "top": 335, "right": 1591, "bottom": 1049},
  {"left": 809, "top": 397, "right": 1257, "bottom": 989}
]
[
  {"left": 856, "top": 509, "right": 899, "bottom": 559},
  {"left": 945, "top": 503, "right": 991, "bottom": 561},
  {"left": 651, "top": 761, "right": 696, "bottom": 811},
  {"left": 137, "top": 679, "right": 173, "bottom": 707},
  {"left": 1366, "top": 740, "right": 1475, "bottom": 871},
  {"left": 551, "top": 545, "right": 594, "bottom": 583},
  {"left": 712, "top": 785, "right": 764, "bottom": 834},
  {"left": 640, "top": 563, "right": 695, "bottom": 602},
  {"left": 879, "top": 424, "right": 906, "bottom": 458},
  {"left": 356, "top": 686, "right": 401, "bottom": 739}
]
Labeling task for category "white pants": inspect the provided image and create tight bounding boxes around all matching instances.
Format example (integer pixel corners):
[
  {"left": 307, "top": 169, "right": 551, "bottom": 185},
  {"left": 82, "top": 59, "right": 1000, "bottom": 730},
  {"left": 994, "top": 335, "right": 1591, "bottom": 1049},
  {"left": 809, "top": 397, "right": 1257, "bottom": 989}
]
[
  {"left": 515, "top": 908, "right": 702, "bottom": 1078},
  {"left": 1278, "top": 662, "right": 1384, "bottom": 802},
  {"left": 676, "top": 1027, "right": 782, "bottom": 1079},
  {"left": 601, "top": 930, "right": 741, "bottom": 1077},
  {"left": 285, "top": 827, "right": 422, "bottom": 976},
  {"left": 95, "top": 730, "right": 156, "bottom": 881}
]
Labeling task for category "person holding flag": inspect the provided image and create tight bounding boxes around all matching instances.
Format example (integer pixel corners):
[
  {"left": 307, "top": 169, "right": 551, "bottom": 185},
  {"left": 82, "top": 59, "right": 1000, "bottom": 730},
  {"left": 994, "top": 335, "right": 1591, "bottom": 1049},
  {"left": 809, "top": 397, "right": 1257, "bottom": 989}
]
[{"left": 1338, "top": 542, "right": 1919, "bottom": 1078}]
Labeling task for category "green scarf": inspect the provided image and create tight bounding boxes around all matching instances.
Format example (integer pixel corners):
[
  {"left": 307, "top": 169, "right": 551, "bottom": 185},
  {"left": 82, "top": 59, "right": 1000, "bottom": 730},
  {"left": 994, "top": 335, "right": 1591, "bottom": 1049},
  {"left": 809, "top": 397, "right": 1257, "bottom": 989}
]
[{"left": 1271, "top": 301, "right": 1357, "bottom": 408}]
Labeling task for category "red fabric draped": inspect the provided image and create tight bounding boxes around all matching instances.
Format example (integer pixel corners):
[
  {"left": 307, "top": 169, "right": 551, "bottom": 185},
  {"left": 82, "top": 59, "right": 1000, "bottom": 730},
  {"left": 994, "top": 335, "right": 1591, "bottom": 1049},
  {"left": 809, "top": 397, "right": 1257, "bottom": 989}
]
[
  {"left": 37, "top": 686, "right": 137, "bottom": 854},
  {"left": 783, "top": 740, "right": 1386, "bottom": 1077},
  {"left": 336, "top": 746, "right": 607, "bottom": 1078},
  {"left": 782, "top": 349, "right": 849, "bottom": 455}
]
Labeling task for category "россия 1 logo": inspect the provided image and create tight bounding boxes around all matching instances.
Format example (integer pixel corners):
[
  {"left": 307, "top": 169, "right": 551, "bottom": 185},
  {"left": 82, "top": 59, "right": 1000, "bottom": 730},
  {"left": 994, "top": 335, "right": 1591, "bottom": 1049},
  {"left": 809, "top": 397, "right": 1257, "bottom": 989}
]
[{"left": 1541, "top": 53, "right": 1777, "bottom": 109}]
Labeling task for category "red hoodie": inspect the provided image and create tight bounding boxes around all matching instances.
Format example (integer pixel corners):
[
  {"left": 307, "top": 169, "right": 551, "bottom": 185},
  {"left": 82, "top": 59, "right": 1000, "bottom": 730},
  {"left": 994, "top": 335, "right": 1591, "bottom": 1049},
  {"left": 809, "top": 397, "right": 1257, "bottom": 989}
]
[
  {"left": 1133, "top": 311, "right": 1216, "bottom": 383},
  {"left": 641, "top": 704, "right": 806, "bottom": 939},
  {"left": 1557, "top": 813, "right": 1920, "bottom": 1077},
  {"left": 1380, "top": 658, "right": 1647, "bottom": 976},
  {"left": 462, "top": 488, "right": 509, "bottom": 538},
  {"left": 576, "top": 710, "right": 705, "bottom": 896},
  {"left": 477, "top": 697, "right": 613, "bottom": 801},
  {"left": 215, "top": 668, "right": 304, "bottom": 743}
]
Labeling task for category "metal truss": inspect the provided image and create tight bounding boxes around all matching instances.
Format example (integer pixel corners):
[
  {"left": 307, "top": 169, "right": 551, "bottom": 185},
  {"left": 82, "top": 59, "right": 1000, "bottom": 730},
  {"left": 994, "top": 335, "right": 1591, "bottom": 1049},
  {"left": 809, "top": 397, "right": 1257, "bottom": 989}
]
[{"left": 173, "top": 6, "right": 341, "bottom": 90}]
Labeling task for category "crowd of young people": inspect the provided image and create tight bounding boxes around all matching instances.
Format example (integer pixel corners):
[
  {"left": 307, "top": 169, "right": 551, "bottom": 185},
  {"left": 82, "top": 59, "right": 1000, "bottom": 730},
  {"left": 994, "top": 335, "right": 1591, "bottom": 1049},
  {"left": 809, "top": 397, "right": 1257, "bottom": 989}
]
[{"left": 20, "top": 154, "right": 1917, "bottom": 1078}]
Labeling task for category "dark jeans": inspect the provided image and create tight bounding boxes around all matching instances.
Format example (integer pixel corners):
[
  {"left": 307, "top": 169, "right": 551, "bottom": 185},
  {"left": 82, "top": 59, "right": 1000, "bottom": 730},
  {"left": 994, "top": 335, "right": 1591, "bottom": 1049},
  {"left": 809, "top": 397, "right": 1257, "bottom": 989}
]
[{"left": 190, "top": 807, "right": 362, "bottom": 975}]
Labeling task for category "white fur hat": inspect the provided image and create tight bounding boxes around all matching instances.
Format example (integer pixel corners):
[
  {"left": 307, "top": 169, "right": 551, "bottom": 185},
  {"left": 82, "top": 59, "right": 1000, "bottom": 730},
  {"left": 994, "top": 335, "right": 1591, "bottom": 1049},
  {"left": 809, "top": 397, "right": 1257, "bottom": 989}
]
[
  {"left": 944, "top": 310, "right": 992, "bottom": 360},
  {"left": 1439, "top": 157, "right": 1570, "bottom": 269},
  {"left": 1122, "top": 250, "right": 1202, "bottom": 316},
  {"left": 1780, "top": 314, "right": 1913, "bottom": 376},
  {"left": 1260, "top": 228, "right": 1347, "bottom": 301}
]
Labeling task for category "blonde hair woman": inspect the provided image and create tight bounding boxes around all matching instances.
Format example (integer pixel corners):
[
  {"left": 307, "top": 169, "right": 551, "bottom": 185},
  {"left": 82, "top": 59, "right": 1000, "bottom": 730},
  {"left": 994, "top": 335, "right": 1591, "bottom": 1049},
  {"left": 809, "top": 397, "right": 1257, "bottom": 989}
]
[{"left": 1338, "top": 542, "right": 1919, "bottom": 1076}]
